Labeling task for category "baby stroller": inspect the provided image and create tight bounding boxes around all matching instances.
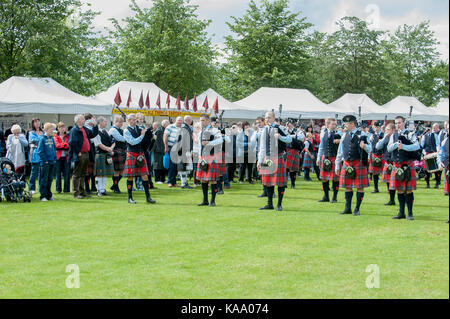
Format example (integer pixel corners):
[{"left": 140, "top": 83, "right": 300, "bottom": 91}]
[
  {"left": 0, "top": 157, "right": 32, "bottom": 203},
  {"left": 414, "top": 160, "right": 427, "bottom": 180}
]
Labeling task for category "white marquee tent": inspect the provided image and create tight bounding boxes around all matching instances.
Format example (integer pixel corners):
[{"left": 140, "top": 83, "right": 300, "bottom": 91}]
[
  {"left": 0, "top": 76, "right": 112, "bottom": 115},
  {"left": 95, "top": 81, "right": 181, "bottom": 110},
  {"left": 432, "top": 98, "right": 449, "bottom": 119},
  {"left": 381, "top": 96, "right": 442, "bottom": 121},
  {"left": 0, "top": 76, "right": 112, "bottom": 129},
  {"left": 234, "top": 87, "right": 347, "bottom": 119},
  {"left": 328, "top": 93, "right": 386, "bottom": 120}
]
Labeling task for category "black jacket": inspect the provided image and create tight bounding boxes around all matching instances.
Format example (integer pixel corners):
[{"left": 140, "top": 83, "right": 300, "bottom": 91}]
[
  {"left": 68, "top": 125, "right": 99, "bottom": 163},
  {"left": 152, "top": 126, "right": 166, "bottom": 154}
]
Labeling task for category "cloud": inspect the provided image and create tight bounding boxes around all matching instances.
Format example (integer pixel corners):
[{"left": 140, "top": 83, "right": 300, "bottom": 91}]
[{"left": 321, "top": 0, "right": 449, "bottom": 60}]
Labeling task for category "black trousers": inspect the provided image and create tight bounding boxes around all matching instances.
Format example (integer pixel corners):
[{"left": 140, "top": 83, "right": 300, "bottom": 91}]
[{"left": 238, "top": 155, "right": 253, "bottom": 182}]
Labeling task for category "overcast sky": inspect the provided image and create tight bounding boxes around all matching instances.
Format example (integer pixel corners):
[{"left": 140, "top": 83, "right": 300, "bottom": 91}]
[{"left": 82, "top": 0, "right": 449, "bottom": 61}]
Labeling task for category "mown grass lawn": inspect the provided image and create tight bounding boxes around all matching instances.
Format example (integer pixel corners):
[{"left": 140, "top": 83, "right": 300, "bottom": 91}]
[{"left": 0, "top": 177, "right": 448, "bottom": 299}]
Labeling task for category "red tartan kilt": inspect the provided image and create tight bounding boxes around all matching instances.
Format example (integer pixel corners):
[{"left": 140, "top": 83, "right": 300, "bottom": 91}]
[
  {"left": 286, "top": 148, "right": 301, "bottom": 171},
  {"left": 320, "top": 156, "right": 340, "bottom": 182},
  {"left": 389, "top": 161, "right": 417, "bottom": 192},
  {"left": 259, "top": 156, "right": 287, "bottom": 187},
  {"left": 445, "top": 168, "right": 449, "bottom": 195},
  {"left": 302, "top": 152, "right": 314, "bottom": 169},
  {"left": 196, "top": 154, "right": 221, "bottom": 181},
  {"left": 382, "top": 161, "right": 393, "bottom": 183},
  {"left": 339, "top": 160, "right": 370, "bottom": 189},
  {"left": 112, "top": 149, "right": 127, "bottom": 171},
  {"left": 369, "top": 154, "right": 385, "bottom": 175},
  {"left": 123, "top": 152, "right": 149, "bottom": 177}
]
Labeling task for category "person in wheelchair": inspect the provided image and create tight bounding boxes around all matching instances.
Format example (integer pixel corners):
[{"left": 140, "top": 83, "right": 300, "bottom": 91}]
[{"left": 1, "top": 163, "right": 26, "bottom": 201}]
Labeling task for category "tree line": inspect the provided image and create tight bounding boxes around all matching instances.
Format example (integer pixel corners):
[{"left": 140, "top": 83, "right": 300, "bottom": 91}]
[{"left": 0, "top": 0, "right": 448, "bottom": 107}]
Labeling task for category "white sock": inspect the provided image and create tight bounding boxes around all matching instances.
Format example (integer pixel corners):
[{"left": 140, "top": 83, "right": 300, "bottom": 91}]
[
  {"left": 95, "top": 177, "right": 101, "bottom": 193},
  {"left": 180, "top": 172, "right": 187, "bottom": 185}
]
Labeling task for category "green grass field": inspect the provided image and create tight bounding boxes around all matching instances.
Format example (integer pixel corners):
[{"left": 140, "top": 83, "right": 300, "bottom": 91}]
[{"left": 0, "top": 177, "right": 448, "bottom": 299}]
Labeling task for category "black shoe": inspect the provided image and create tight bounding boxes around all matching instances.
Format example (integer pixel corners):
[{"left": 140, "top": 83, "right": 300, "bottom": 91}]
[
  {"left": 101, "top": 192, "right": 110, "bottom": 196},
  {"left": 393, "top": 214, "right": 406, "bottom": 220},
  {"left": 371, "top": 189, "right": 379, "bottom": 194},
  {"left": 146, "top": 197, "right": 156, "bottom": 204},
  {"left": 276, "top": 205, "right": 283, "bottom": 211},
  {"left": 258, "top": 193, "right": 268, "bottom": 198},
  {"left": 434, "top": 184, "right": 439, "bottom": 189},
  {"left": 385, "top": 201, "right": 395, "bottom": 206},
  {"left": 248, "top": 181, "right": 254, "bottom": 184},
  {"left": 259, "top": 205, "right": 274, "bottom": 210},
  {"left": 331, "top": 198, "right": 338, "bottom": 203},
  {"left": 340, "top": 210, "right": 352, "bottom": 215},
  {"left": 408, "top": 215, "right": 414, "bottom": 221},
  {"left": 209, "top": 202, "right": 216, "bottom": 207},
  {"left": 291, "top": 184, "right": 296, "bottom": 189},
  {"left": 181, "top": 184, "right": 193, "bottom": 189},
  {"left": 353, "top": 210, "right": 360, "bottom": 216},
  {"left": 197, "top": 202, "right": 209, "bottom": 206},
  {"left": 318, "top": 197, "right": 330, "bottom": 203},
  {"left": 128, "top": 198, "right": 137, "bottom": 204},
  {"left": 110, "top": 185, "right": 115, "bottom": 191},
  {"left": 114, "top": 189, "right": 121, "bottom": 194},
  {"left": 426, "top": 184, "right": 430, "bottom": 189},
  {"left": 217, "top": 190, "right": 224, "bottom": 195},
  {"left": 149, "top": 186, "right": 158, "bottom": 190}
]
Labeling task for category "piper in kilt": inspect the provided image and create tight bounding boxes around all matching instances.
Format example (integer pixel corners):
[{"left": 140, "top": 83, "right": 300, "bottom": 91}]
[
  {"left": 302, "top": 133, "right": 315, "bottom": 182},
  {"left": 317, "top": 118, "right": 341, "bottom": 203},
  {"left": 438, "top": 135, "right": 449, "bottom": 197},
  {"left": 438, "top": 135, "right": 449, "bottom": 223},
  {"left": 285, "top": 121, "right": 304, "bottom": 189},
  {"left": 388, "top": 116, "right": 420, "bottom": 221},
  {"left": 375, "top": 123, "right": 397, "bottom": 206},
  {"left": 123, "top": 114, "right": 156, "bottom": 205},
  {"left": 196, "top": 114, "right": 224, "bottom": 207},
  {"left": 368, "top": 122, "right": 385, "bottom": 193},
  {"left": 93, "top": 117, "right": 115, "bottom": 197},
  {"left": 420, "top": 123, "right": 442, "bottom": 189},
  {"left": 109, "top": 116, "right": 127, "bottom": 194},
  {"left": 257, "top": 111, "right": 292, "bottom": 211},
  {"left": 335, "top": 115, "right": 372, "bottom": 216}
]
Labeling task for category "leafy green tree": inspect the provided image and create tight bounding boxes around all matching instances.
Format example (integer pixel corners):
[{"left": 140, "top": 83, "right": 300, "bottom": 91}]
[
  {"left": 0, "top": 0, "right": 100, "bottom": 95},
  {"left": 223, "top": 0, "right": 313, "bottom": 101},
  {"left": 387, "top": 21, "right": 445, "bottom": 106},
  {"left": 99, "top": 0, "right": 217, "bottom": 97}
]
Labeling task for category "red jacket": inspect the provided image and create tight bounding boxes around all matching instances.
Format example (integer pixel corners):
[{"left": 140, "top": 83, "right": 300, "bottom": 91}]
[{"left": 53, "top": 134, "right": 69, "bottom": 161}]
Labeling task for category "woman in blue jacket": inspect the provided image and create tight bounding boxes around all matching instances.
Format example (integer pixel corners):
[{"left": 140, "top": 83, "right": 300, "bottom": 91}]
[{"left": 28, "top": 118, "right": 43, "bottom": 194}]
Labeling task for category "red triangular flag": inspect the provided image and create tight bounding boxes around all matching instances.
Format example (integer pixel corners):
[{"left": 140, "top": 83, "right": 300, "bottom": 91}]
[
  {"left": 114, "top": 88, "right": 122, "bottom": 106},
  {"left": 176, "top": 93, "right": 181, "bottom": 110},
  {"left": 184, "top": 95, "right": 189, "bottom": 110},
  {"left": 192, "top": 94, "right": 197, "bottom": 112},
  {"left": 145, "top": 91, "right": 150, "bottom": 108},
  {"left": 138, "top": 90, "right": 144, "bottom": 108},
  {"left": 156, "top": 91, "right": 161, "bottom": 109},
  {"left": 166, "top": 92, "right": 171, "bottom": 109},
  {"left": 126, "top": 89, "right": 132, "bottom": 108},
  {"left": 213, "top": 97, "right": 219, "bottom": 114},
  {"left": 203, "top": 96, "right": 209, "bottom": 111}
]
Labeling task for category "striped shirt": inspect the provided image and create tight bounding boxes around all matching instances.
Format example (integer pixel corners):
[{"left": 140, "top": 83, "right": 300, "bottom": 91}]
[{"left": 164, "top": 124, "right": 181, "bottom": 147}]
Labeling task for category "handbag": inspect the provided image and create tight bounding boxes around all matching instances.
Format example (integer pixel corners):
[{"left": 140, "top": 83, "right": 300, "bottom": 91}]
[
  {"left": 323, "top": 158, "right": 332, "bottom": 172},
  {"left": 136, "top": 155, "right": 146, "bottom": 168},
  {"left": 163, "top": 152, "right": 170, "bottom": 170},
  {"left": 345, "top": 166, "right": 356, "bottom": 179},
  {"left": 105, "top": 154, "right": 113, "bottom": 165}
]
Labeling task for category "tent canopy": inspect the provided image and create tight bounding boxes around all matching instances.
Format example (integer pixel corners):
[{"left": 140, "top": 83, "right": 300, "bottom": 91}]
[
  {"left": 381, "top": 96, "right": 441, "bottom": 121},
  {"left": 433, "top": 98, "right": 449, "bottom": 117},
  {"left": 95, "top": 81, "right": 182, "bottom": 110},
  {"left": 234, "top": 87, "right": 344, "bottom": 119},
  {"left": 0, "top": 76, "right": 112, "bottom": 115},
  {"left": 328, "top": 93, "right": 386, "bottom": 120}
]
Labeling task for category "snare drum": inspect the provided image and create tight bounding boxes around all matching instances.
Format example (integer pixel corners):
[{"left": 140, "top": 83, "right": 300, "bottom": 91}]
[{"left": 424, "top": 152, "right": 441, "bottom": 173}]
